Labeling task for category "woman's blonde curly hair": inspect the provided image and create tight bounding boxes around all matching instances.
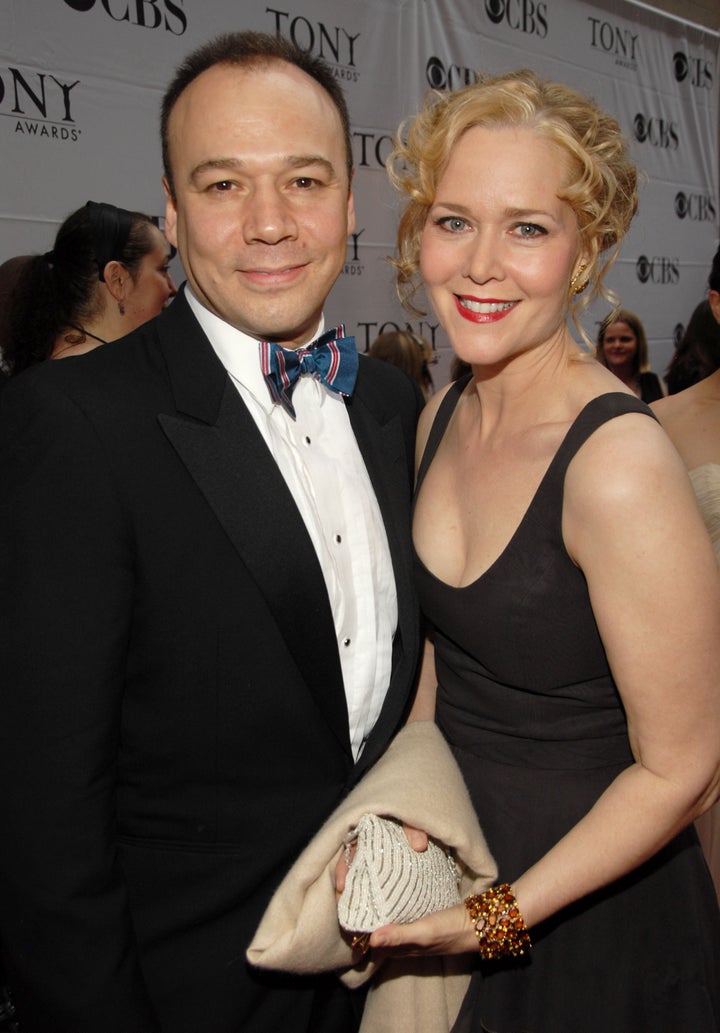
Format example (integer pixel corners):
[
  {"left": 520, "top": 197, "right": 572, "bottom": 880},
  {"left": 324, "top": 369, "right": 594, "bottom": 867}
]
[{"left": 386, "top": 69, "right": 639, "bottom": 345}]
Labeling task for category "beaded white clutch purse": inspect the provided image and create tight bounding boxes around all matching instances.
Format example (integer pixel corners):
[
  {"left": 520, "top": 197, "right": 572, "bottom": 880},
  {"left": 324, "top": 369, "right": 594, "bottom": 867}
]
[{"left": 337, "top": 813, "right": 461, "bottom": 933}]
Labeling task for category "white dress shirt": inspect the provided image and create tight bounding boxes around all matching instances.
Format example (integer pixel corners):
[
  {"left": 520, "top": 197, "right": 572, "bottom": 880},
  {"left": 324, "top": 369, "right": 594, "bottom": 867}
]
[{"left": 185, "top": 287, "right": 398, "bottom": 760}]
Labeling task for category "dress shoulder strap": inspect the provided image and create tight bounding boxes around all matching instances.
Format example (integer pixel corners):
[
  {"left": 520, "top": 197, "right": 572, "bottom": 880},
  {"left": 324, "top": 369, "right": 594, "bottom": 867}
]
[
  {"left": 416, "top": 374, "right": 471, "bottom": 492},
  {"left": 551, "top": 392, "right": 657, "bottom": 479},
  {"left": 417, "top": 387, "right": 656, "bottom": 497}
]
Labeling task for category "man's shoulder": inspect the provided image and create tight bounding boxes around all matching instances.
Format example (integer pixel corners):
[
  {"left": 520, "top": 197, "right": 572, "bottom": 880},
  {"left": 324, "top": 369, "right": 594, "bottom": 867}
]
[{"left": 356, "top": 353, "right": 425, "bottom": 417}]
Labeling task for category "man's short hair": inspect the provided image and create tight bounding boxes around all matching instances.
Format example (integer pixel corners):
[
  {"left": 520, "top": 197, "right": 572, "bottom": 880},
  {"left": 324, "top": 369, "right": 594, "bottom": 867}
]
[{"left": 161, "top": 30, "right": 354, "bottom": 198}]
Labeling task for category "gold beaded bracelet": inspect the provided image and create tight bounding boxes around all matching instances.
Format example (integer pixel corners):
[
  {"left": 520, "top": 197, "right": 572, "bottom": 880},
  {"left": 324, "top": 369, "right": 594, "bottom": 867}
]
[{"left": 464, "top": 884, "right": 532, "bottom": 960}]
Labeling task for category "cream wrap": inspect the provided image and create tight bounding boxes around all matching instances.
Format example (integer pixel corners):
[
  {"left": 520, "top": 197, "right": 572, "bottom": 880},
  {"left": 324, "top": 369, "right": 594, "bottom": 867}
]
[{"left": 247, "top": 721, "right": 497, "bottom": 1033}]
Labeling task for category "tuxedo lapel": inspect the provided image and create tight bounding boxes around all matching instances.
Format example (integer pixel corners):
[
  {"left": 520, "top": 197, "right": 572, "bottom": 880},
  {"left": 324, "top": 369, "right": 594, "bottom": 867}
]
[
  {"left": 346, "top": 362, "right": 419, "bottom": 768},
  {"left": 155, "top": 295, "right": 352, "bottom": 758}
]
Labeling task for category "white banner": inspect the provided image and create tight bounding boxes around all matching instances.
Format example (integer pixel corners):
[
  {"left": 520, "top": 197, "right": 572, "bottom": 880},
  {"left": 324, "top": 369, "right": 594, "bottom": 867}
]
[{"left": 2, "top": 0, "right": 718, "bottom": 384}]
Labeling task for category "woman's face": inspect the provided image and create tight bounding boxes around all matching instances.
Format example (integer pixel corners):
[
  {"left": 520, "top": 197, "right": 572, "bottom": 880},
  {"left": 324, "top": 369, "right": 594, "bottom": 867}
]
[
  {"left": 124, "top": 226, "right": 177, "bottom": 329},
  {"left": 419, "top": 125, "right": 583, "bottom": 370},
  {"left": 601, "top": 321, "right": 637, "bottom": 369}
]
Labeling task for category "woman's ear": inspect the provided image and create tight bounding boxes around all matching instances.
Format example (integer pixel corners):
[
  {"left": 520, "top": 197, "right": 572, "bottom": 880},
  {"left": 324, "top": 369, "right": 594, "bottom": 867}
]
[
  {"left": 709, "top": 290, "right": 720, "bottom": 326},
  {"left": 102, "top": 260, "right": 130, "bottom": 303},
  {"left": 574, "top": 245, "right": 592, "bottom": 281}
]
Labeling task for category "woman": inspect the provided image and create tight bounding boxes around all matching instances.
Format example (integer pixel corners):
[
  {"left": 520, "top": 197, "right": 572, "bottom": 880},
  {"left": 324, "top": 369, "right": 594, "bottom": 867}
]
[
  {"left": 652, "top": 243, "right": 720, "bottom": 900},
  {"left": 3, "top": 200, "right": 176, "bottom": 375},
  {"left": 595, "top": 308, "right": 666, "bottom": 401},
  {"left": 665, "top": 297, "right": 720, "bottom": 394},
  {"left": 368, "top": 70, "right": 720, "bottom": 1032}
]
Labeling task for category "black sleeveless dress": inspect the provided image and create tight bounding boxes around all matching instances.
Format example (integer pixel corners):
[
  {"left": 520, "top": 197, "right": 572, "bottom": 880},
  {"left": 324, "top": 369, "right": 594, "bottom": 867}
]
[{"left": 415, "top": 383, "right": 720, "bottom": 1033}]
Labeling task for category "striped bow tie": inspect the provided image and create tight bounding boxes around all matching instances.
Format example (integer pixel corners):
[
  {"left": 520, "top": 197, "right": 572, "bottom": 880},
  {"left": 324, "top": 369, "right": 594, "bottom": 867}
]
[{"left": 260, "top": 325, "right": 358, "bottom": 419}]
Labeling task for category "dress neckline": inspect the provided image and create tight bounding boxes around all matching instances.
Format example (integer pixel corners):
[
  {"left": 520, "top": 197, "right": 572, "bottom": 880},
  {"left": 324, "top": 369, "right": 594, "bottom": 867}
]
[{"left": 414, "top": 390, "right": 654, "bottom": 593}]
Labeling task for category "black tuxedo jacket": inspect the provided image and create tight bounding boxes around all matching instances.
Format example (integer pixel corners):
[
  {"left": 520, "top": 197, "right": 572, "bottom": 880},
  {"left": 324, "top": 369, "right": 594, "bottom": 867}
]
[{"left": 0, "top": 292, "right": 422, "bottom": 1032}]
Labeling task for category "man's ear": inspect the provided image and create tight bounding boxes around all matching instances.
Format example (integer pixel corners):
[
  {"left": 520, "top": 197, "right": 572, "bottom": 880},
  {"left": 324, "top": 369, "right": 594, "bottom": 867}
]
[
  {"left": 102, "top": 260, "right": 129, "bottom": 303},
  {"left": 346, "top": 184, "right": 356, "bottom": 237},
  {"left": 163, "top": 175, "right": 178, "bottom": 248}
]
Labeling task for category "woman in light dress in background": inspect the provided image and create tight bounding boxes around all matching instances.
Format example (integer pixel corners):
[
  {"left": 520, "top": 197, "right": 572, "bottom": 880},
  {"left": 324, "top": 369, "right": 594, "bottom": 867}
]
[{"left": 652, "top": 243, "right": 720, "bottom": 899}]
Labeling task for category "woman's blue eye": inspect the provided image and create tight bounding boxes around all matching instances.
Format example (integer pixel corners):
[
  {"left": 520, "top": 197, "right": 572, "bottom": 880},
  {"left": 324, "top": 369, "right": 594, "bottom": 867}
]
[
  {"left": 517, "top": 223, "right": 546, "bottom": 238},
  {"left": 438, "top": 216, "right": 468, "bottom": 232}
]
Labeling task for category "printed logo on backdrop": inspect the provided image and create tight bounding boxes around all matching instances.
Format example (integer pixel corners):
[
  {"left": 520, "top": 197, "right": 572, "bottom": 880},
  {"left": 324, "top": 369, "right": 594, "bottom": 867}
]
[
  {"left": 674, "top": 191, "right": 716, "bottom": 223},
  {"left": 636, "top": 255, "right": 679, "bottom": 286},
  {"left": 0, "top": 66, "right": 82, "bottom": 143},
  {"left": 60, "top": 0, "right": 186, "bottom": 32},
  {"left": 426, "top": 57, "right": 479, "bottom": 91},
  {"left": 672, "top": 51, "right": 713, "bottom": 89},
  {"left": 343, "top": 230, "right": 365, "bottom": 278},
  {"left": 356, "top": 321, "right": 441, "bottom": 354},
  {"left": 353, "top": 132, "right": 394, "bottom": 171},
  {"left": 588, "top": 17, "right": 639, "bottom": 71},
  {"left": 267, "top": 8, "right": 360, "bottom": 84},
  {"left": 483, "top": 0, "right": 548, "bottom": 39},
  {"left": 632, "top": 112, "right": 678, "bottom": 151}
]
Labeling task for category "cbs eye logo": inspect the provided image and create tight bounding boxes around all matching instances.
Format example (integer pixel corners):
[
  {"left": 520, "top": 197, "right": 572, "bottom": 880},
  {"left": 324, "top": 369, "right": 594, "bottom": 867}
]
[
  {"left": 674, "top": 191, "right": 716, "bottom": 222},
  {"left": 675, "top": 192, "right": 689, "bottom": 218},
  {"left": 636, "top": 255, "right": 679, "bottom": 285},
  {"left": 632, "top": 113, "right": 678, "bottom": 150},
  {"left": 633, "top": 114, "right": 648, "bottom": 140},
  {"left": 672, "top": 50, "right": 713, "bottom": 88},
  {"left": 59, "top": 0, "right": 187, "bottom": 33},
  {"left": 483, "top": 0, "right": 548, "bottom": 37},
  {"left": 673, "top": 52, "right": 689, "bottom": 81}
]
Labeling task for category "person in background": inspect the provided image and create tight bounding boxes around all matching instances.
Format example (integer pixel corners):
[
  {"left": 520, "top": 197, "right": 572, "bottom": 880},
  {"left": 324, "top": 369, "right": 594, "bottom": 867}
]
[
  {"left": 0, "top": 255, "right": 31, "bottom": 375},
  {"left": 651, "top": 242, "right": 720, "bottom": 900},
  {"left": 665, "top": 297, "right": 720, "bottom": 395},
  {"left": 368, "top": 328, "right": 435, "bottom": 400},
  {"left": 366, "top": 68, "right": 720, "bottom": 1033},
  {"left": 595, "top": 307, "right": 666, "bottom": 402},
  {"left": 0, "top": 30, "right": 421, "bottom": 1033},
  {"left": 2, "top": 201, "right": 176, "bottom": 376}
]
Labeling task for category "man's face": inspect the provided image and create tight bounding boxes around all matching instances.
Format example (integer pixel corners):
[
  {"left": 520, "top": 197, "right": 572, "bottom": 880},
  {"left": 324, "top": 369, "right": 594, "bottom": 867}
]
[{"left": 164, "top": 60, "right": 355, "bottom": 348}]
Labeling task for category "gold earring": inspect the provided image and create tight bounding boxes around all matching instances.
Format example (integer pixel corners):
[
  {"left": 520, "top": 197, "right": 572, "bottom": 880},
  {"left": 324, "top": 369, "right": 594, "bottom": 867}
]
[{"left": 570, "top": 264, "right": 588, "bottom": 296}]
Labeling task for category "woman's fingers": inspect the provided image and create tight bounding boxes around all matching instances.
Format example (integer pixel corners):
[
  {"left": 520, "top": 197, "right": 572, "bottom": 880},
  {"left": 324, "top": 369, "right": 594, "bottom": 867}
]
[{"left": 368, "top": 904, "right": 475, "bottom": 956}]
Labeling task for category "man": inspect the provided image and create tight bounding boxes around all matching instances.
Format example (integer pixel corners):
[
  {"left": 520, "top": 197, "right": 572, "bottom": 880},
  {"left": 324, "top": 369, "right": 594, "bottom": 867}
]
[{"left": 0, "top": 32, "right": 422, "bottom": 1033}]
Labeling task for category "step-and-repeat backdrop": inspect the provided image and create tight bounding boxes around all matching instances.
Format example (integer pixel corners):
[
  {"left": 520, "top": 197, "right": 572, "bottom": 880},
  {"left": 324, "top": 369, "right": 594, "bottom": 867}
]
[{"left": 2, "top": 0, "right": 718, "bottom": 384}]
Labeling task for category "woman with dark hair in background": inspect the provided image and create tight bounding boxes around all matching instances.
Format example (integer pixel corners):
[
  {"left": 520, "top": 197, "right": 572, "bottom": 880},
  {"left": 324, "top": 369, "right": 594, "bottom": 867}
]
[
  {"left": 652, "top": 243, "right": 720, "bottom": 900},
  {"left": 2, "top": 200, "right": 176, "bottom": 376},
  {"left": 665, "top": 295, "right": 720, "bottom": 395},
  {"left": 0, "top": 255, "right": 30, "bottom": 388},
  {"left": 595, "top": 307, "right": 666, "bottom": 402}
]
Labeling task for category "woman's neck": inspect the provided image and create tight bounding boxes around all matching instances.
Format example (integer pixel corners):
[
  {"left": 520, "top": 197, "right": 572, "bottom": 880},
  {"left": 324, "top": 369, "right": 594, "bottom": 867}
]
[{"left": 52, "top": 323, "right": 109, "bottom": 359}]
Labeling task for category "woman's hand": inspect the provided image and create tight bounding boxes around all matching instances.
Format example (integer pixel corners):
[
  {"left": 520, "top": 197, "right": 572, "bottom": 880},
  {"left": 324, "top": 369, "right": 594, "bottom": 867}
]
[
  {"left": 367, "top": 901, "right": 478, "bottom": 956},
  {"left": 334, "top": 823, "right": 429, "bottom": 895}
]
